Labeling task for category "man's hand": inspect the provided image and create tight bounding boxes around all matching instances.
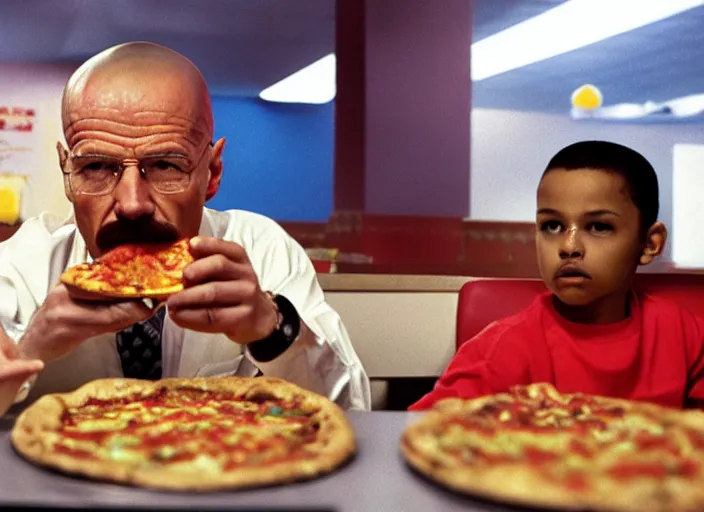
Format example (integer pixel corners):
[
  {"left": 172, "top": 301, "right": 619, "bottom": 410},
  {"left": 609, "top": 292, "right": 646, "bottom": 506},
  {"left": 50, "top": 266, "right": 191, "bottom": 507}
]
[
  {"left": 19, "top": 284, "right": 154, "bottom": 363},
  {"left": 0, "top": 328, "right": 43, "bottom": 417},
  {"left": 166, "top": 237, "right": 278, "bottom": 344}
]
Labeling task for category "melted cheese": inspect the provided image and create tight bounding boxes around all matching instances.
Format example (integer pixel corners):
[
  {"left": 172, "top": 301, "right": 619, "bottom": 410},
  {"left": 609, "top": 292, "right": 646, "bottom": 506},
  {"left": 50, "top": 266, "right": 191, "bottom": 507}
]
[
  {"left": 71, "top": 418, "right": 131, "bottom": 432},
  {"left": 619, "top": 414, "right": 665, "bottom": 435},
  {"left": 168, "top": 454, "right": 223, "bottom": 474},
  {"left": 222, "top": 423, "right": 302, "bottom": 446},
  {"left": 439, "top": 424, "right": 572, "bottom": 458},
  {"left": 58, "top": 392, "right": 316, "bottom": 473},
  {"left": 108, "top": 446, "right": 148, "bottom": 463}
]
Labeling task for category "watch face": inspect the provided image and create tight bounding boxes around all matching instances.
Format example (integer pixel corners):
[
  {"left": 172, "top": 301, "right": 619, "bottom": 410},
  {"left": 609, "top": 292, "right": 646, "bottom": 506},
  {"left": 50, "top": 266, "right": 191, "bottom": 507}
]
[
  {"left": 274, "top": 294, "right": 300, "bottom": 342},
  {"left": 282, "top": 323, "right": 295, "bottom": 338}
]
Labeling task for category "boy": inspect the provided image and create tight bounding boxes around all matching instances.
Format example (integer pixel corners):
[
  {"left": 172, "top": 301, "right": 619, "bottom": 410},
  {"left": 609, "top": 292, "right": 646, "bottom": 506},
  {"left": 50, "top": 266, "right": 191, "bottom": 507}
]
[{"left": 411, "top": 140, "right": 704, "bottom": 410}]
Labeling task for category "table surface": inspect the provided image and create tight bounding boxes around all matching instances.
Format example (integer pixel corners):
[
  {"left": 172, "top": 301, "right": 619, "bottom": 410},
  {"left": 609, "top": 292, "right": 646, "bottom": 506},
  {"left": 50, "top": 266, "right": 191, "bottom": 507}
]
[{"left": 0, "top": 411, "right": 515, "bottom": 512}]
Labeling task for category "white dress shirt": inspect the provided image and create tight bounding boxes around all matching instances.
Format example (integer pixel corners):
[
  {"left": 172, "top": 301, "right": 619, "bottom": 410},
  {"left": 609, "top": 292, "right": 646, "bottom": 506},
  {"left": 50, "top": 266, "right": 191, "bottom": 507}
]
[{"left": 0, "top": 208, "right": 371, "bottom": 410}]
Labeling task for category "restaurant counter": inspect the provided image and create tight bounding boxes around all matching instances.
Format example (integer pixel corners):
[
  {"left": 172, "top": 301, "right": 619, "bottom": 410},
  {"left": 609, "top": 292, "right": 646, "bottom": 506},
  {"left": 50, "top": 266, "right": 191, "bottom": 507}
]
[
  {"left": 317, "top": 273, "right": 473, "bottom": 293},
  {"left": 0, "top": 411, "right": 513, "bottom": 512}
]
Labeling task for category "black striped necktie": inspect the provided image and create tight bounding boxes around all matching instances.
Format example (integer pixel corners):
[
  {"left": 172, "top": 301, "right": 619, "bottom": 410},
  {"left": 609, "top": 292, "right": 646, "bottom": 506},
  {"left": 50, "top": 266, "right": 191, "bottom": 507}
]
[{"left": 115, "top": 307, "right": 165, "bottom": 380}]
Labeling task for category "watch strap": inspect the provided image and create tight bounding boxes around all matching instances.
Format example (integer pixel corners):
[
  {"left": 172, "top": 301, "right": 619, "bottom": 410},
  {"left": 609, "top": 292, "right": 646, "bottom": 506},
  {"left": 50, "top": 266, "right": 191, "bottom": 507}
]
[{"left": 248, "top": 294, "right": 301, "bottom": 363}]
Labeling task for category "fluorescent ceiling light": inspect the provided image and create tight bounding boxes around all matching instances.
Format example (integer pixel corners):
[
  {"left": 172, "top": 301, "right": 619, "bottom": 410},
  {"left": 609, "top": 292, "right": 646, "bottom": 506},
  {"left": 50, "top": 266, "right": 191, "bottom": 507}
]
[
  {"left": 472, "top": 0, "right": 704, "bottom": 81},
  {"left": 259, "top": 53, "right": 336, "bottom": 104},
  {"left": 260, "top": 0, "right": 704, "bottom": 102},
  {"left": 571, "top": 93, "right": 704, "bottom": 121}
]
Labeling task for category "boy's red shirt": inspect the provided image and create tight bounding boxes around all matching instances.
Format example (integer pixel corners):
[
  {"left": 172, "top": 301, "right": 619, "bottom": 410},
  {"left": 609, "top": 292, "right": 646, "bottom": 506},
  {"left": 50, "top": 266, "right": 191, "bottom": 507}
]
[{"left": 410, "top": 292, "right": 704, "bottom": 410}]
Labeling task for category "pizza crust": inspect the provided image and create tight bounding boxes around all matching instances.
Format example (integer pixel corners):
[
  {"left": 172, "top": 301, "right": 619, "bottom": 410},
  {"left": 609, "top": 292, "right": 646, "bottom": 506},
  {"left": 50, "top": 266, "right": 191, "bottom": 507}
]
[
  {"left": 62, "top": 280, "right": 182, "bottom": 301},
  {"left": 401, "top": 383, "right": 704, "bottom": 512},
  {"left": 12, "top": 377, "right": 356, "bottom": 491},
  {"left": 401, "top": 396, "right": 590, "bottom": 511}
]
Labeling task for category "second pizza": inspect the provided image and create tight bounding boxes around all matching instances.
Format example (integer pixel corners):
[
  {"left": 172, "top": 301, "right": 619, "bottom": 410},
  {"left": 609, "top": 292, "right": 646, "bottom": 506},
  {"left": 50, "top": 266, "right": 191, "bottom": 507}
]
[{"left": 401, "top": 383, "right": 704, "bottom": 512}]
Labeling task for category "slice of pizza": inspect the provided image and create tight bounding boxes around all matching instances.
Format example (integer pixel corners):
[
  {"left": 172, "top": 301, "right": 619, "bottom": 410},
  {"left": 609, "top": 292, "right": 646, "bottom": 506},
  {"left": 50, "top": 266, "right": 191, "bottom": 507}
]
[{"left": 60, "top": 239, "right": 193, "bottom": 300}]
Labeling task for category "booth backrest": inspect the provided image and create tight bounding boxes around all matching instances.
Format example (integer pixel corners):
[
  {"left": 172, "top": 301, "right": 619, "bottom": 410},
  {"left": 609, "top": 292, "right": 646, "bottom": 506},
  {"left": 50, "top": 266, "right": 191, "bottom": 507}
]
[{"left": 456, "top": 275, "right": 704, "bottom": 349}]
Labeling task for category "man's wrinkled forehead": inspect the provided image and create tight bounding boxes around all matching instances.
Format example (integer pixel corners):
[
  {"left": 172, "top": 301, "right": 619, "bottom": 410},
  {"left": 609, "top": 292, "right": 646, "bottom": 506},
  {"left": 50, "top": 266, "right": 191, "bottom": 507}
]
[
  {"left": 64, "top": 105, "right": 211, "bottom": 149},
  {"left": 64, "top": 93, "right": 211, "bottom": 152},
  {"left": 62, "top": 50, "right": 214, "bottom": 149}
]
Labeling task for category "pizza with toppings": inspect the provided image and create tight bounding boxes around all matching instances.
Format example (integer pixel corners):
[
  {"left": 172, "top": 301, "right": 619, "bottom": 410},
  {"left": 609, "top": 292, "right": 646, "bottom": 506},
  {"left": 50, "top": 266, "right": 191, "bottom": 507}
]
[
  {"left": 60, "top": 239, "right": 193, "bottom": 300},
  {"left": 401, "top": 383, "right": 704, "bottom": 512},
  {"left": 11, "top": 377, "right": 355, "bottom": 491}
]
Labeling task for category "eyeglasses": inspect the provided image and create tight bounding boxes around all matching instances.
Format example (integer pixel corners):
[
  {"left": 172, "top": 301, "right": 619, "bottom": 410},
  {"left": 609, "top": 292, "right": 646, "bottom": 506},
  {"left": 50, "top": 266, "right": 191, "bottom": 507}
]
[{"left": 62, "top": 146, "right": 210, "bottom": 196}]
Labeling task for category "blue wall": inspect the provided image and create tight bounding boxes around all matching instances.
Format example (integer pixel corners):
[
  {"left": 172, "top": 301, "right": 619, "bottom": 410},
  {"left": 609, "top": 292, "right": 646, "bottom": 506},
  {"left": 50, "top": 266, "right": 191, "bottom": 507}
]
[{"left": 206, "top": 97, "right": 334, "bottom": 222}]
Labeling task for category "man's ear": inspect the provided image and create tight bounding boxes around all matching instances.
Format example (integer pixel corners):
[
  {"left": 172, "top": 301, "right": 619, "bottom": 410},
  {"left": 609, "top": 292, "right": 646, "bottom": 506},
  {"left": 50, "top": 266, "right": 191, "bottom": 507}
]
[
  {"left": 57, "top": 142, "right": 74, "bottom": 202},
  {"left": 640, "top": 221, "right": 667, "bottom": 266},
  {"left": 205, "top": 138, "right": 225, "bottom": 201}
]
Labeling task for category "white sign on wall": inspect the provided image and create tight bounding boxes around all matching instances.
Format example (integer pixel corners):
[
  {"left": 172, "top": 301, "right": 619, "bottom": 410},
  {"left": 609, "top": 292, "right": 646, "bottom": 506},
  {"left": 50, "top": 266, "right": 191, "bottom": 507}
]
[
  {"left": 672, "top": 143, "right": 704, "bottom": 268},
  {"left": 0, "top": 106, "right": 38, "bottom": 177},
  {"left": 0, "top": 106, "right": 38, "bottom": 223}
]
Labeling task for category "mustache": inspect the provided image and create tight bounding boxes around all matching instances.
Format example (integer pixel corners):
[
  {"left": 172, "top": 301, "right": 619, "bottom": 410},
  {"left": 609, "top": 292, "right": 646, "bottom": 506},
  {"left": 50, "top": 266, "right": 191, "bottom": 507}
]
[{"left": 95, "top": 217, "right": 181, "bottom": 251}]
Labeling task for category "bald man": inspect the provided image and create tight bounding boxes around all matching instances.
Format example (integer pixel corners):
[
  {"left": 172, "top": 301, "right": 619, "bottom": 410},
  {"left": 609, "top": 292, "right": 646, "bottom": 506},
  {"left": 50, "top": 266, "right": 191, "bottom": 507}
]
[{"left": 0, "top": 42, "right": 370, "bottom": 415}]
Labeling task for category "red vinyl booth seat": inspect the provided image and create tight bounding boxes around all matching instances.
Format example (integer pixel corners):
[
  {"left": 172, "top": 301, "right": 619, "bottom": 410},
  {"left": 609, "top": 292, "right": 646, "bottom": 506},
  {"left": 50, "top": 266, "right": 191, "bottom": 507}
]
[{"left": 456, "top": 274, "right": 704, "bottom": 350}]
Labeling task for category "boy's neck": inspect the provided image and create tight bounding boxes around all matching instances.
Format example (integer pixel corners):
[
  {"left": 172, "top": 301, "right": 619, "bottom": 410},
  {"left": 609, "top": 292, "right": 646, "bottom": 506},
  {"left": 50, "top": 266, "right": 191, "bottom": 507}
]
[{"left": 552, "top": 291, "right": 631, "bottom": 325}]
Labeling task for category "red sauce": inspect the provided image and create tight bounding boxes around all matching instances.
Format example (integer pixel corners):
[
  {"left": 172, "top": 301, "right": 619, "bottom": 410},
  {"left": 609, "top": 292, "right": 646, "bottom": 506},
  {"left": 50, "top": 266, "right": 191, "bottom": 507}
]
[
  {"left": 564, "top": 472, "right": 590, "bottom": 492},
  {"left": 142, "top": 255, "right": 159, "bottom": 269},
  {"left": 222, "top": 450, "right": 315, "bottom": 471},
  {"left": 608, "top": 462, "right": 669, "bottom": 480},
  {"left": 60, "top": 430, "right": 110, "bottom": 442},
  {"left": 282, "top": 415, "right": 313, "bottom": 425},
  {"left": 679, "top": 459, "right": 700, "bottom": 478},
  {"left": 634, "top": 432, "right": 678, "bottom": 454},
  {"left": 686, "top": 429, "right": 704, "bottom": 451},
  {"left": 54, "top": 444, "right": 96, "bottom": 460},
  {"left": 523, "top": 446, "right": 559, "bottom": 464},
  {"left": 570, "top": 421, "right": 605, "bottom": 436},
  {"left": 568, "top": 439, "right": 593, "bottom": 459},
  {"left": 165, "top": 451, "right": 197, "bottom": 463},
  {"left": 600, "top": 406, "right": 626, "bottom": 418},
  {"left": 539, "top": 469, "right": 591, "bottom": 492},
  {"left": 102, "top": 246, "right": 133, "bottom": 264}
]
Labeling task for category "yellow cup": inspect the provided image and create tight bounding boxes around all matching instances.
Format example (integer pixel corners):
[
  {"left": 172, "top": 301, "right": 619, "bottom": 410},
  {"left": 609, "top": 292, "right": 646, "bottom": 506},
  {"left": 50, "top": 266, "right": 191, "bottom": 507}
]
[{"left": 0, "top": 174, "right": 27, "bottom": 224}]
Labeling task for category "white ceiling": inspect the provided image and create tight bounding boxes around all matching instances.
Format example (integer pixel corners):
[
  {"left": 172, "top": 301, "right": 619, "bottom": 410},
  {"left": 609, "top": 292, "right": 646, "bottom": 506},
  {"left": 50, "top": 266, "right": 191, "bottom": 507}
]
[
  {"left": 472, "top": 0, "right": 704, "bottom": 114},
  {"left": 0, "top": 0, "right": 701, "bottom": 115},
  {"left": 0, "top": 0, "right": 334, "bottom": 97}
]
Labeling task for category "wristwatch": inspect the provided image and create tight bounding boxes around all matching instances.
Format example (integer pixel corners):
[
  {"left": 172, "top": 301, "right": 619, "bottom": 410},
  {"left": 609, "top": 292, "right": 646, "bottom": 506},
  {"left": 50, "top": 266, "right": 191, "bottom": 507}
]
[{"left": 247, "top": 294, "right": 301, "bottom": 363}]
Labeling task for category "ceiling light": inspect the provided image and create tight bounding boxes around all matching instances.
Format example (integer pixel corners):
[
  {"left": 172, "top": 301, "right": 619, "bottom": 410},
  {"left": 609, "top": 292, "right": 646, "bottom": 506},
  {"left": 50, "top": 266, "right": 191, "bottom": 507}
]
[
  {"left": 571, "top": 93, "right": 704, "bottom": 121},
  {"left": 472, "top": 0, "right": 704, "bottom": 81},
  {"left": 260, "top": 0, "right": 703, "bottom": 102},
  {"left": 259, "top": 53, "right": 336, "bottom": 104}
]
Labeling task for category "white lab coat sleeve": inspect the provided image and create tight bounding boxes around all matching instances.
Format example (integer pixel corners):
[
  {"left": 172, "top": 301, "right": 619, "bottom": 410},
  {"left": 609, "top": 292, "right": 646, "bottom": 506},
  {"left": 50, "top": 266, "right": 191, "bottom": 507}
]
[{"left": 224, "top": 214, "right": 371, "bottom": 411}]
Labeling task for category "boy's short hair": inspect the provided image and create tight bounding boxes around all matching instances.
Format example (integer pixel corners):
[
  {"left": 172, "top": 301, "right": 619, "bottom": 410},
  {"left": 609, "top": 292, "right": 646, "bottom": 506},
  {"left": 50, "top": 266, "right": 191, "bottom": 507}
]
[{"left": 542, "top": 140, "right": 659, "bottom": 233}]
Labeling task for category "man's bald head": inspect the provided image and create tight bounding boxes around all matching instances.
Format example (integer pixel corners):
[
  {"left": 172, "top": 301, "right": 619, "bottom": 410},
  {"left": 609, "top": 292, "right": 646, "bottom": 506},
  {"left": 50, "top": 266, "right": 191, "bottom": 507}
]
[
  {"left": 61, "top": 42, "right": 213, "bottom": 143},
  {"left": 58, "top": 42, "right": 226, "bottom": 259}
]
